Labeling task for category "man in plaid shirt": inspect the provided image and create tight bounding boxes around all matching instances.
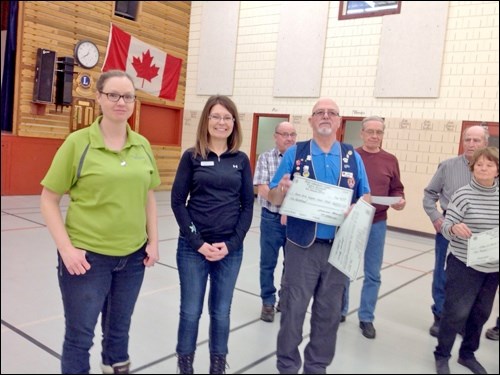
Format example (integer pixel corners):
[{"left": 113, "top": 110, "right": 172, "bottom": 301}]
[{"left": 253, "top": 121, "right": 297, "bottom": 322}]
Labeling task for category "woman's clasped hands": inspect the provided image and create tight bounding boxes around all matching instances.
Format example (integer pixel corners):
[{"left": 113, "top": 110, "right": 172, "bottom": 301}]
[{"left": 198, "top": 242, "right": 229, "bottom": 261}]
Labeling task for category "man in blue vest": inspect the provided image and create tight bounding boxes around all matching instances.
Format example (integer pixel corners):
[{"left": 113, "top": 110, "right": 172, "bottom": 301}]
[{"left": 268, "top": 97, "right": 371, "bottom": 374}]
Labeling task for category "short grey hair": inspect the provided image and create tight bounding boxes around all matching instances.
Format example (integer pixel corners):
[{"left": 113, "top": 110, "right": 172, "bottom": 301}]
[{"left": 361, "top": 116, "right": 385, "bottom": 130}]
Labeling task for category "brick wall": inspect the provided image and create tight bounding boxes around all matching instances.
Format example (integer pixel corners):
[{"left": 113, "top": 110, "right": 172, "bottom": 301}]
[{"left": 184, "top": 1, "right": 499, "bottom": 234}]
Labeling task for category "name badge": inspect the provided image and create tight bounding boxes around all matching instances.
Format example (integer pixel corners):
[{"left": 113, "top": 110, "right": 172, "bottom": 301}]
[
  {"left": 341, "top": 171, "right": 353, "bottom": 179},
  {"left": 201, "top": 161, "right": 215, "bottom": 166}
]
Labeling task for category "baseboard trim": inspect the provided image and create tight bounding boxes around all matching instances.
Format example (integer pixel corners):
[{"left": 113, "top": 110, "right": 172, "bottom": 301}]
[{"left": 387, "top": 225, "right": 434, "bottom": 239}]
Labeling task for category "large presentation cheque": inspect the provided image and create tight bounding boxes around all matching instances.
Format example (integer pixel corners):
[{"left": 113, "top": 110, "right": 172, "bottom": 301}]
[
  {"left": 328, "top": 198, "right": 375, "bottom": 280},
  {"left": 279, "top": 176, "right": 353, "bottom": 226},
  {"left": 467, "top": 227, "right": 499, "bottom": 267}
]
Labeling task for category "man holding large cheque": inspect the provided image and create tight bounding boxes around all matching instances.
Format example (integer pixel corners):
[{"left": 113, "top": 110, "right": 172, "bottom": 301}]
[{"left": 267, "top": 97, "right": 370, "bottom": 375}]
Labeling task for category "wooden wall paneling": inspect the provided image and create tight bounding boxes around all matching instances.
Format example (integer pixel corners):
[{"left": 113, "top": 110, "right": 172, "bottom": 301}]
[
  {"left": 9, "top": 1, "right": 190, "bottom": 194},
  {"left": 152, "top": 145, "right": 181, "bottom": 191}
]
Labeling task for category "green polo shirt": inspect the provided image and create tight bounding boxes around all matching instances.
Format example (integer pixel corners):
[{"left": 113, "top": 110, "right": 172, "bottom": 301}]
[{"left": 41, "top": 117, "right": 161, "bottom": 256}]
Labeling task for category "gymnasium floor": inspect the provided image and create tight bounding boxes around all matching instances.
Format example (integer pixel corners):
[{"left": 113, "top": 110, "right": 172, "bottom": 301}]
[{"left": 1, "top": 192, "right": 498, "bottom": 374}]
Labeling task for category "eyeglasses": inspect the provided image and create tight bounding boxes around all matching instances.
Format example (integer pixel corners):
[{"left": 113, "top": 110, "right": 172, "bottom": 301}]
[
  {"left": 209, "top": 114, "right": 234, "bottom": 123},
  {"left": 363, "top": 129, "right": 384, "bottom": 136},
  {"left": 312, "top": 110, "right": 340, "bottom": 119},
  {"left": 100, "top": 92, "right": 136, "bottom": 103},
  {"left": 276, "top": 132, "right": 297, "bottom": 138}
]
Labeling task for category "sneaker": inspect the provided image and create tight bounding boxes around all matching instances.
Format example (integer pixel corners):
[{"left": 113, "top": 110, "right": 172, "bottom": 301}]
[
  {"left": 260, "top": 304, "right": 275, "bottom": 322},
  {"left": 457, "top": 357, "right": 487, "bottom": 374},
  {"left": 485, "top": 325, "right": 499, "bottom": 341},
  {"left": 359, "top": 321, "right": 376, "bottom": 339},
  {"left": 435, "top": 358, "right": 450, "bottom": 374},
  {"left": 340, "top": 315, "right": 346, "bottom": 323}
]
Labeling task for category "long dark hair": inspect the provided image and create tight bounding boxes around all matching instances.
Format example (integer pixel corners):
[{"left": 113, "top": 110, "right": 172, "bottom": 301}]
[{"left": 194, "top": 95, "right": 242, "bottom": 159}]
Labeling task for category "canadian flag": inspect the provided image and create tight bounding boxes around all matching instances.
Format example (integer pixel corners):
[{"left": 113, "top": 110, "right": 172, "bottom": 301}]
[{"left": 102, "top": 24, "right": 182, "bottom": 101}]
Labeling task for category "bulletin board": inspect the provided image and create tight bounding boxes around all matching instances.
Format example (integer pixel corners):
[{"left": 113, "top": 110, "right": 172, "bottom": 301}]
[
  {"left": 273, "top": 2, "right": 329, "bottom": 97},
  {"left": 374, "top": 2, "right": 449, "bottom": 98},
  {"left": 196, "top": 2, "right": 240, "bottom": 95}
]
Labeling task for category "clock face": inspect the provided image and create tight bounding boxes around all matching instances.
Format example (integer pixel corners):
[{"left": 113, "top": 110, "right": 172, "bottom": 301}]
[{"left": 75, "top": 41, "right": 100, "bottom": 69}]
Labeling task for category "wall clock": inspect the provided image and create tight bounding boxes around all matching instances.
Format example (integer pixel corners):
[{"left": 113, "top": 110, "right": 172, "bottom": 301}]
[{"left": 74, "top": 40, "right": 100, "bottom": 69}]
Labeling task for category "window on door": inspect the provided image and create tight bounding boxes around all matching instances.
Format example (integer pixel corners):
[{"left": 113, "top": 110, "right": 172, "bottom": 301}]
[
  {"left": 339, "top": 116, "right": 369, "bottom": 149},
  {"left": 250, "top": 113, "right": 290, "bottom": 175}
]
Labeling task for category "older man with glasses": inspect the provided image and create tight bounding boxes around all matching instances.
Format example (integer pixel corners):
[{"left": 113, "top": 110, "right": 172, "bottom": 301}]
[
  {"left": 423, "top": 125, "right": 489, "bottom": 338},
  {"left": 341, "top": 116, "right": 406, "bottom": 339},
  {"left": 253, "top": 121, "right": 297, "bottom": 322},
  {"left": 268, "top": 98, "right": 371, "bottom": 374}
]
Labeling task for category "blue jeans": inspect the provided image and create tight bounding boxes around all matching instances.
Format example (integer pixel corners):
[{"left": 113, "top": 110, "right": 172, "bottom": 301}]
[
  {"left": 260, "top": 208, "right": 286, "bottom": 306},
  {"left": 58, "top": 244, "right": 147, "bottom": 374},
  {"left": 434, "top": 254, "right": 498, "bottom": 360},
  {"left": 176, "top": 236, "right": 243, "bottom": 356},
  {"left": 342, "top": 220, "right": 386, "bottom": 321},
  {"left": 432, "top": 233, "right": 449, "bottom": 318}
]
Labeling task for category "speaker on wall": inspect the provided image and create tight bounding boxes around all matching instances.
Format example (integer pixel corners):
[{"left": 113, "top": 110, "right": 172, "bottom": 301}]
[
  {"left": 115, "top": 1, "right": 138, "bottom": 20},
  {"left": 33, "top": 48, "right": 56, "bottom": 104},
  {"left": 55, "top": 57, "right": 75, "bottom": 106}
]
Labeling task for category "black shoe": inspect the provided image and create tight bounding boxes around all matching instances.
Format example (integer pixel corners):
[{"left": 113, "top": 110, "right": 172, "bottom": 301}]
[
  {"left": 485, "top": 326, "right": 499, "bottom": 341},
  {"left": 430, "top": 315, "right": 440, "bottom": 337},
  {"left": 276, "top": 301, "right": 281, "bottom": 313},
  {"left": 458, "top": 326, "right": 466, "bottom": 337},
  {"left": 359, "top": 321, "right": 376, "bottom": 339},
  {"left": 340, "top": 315, "right": 346, "bottom": 323},
  {"left": 260, "top": 304, "right": 275, "bottom": 322},
  {"left": 430, "top": 322, "right": 439, "bottom": 337},
  {"left": 457, "top": 357, "right": 487, "bottom": 374},
  {"left": 435, "top": 358, "right": 450, "bottom": 374}
]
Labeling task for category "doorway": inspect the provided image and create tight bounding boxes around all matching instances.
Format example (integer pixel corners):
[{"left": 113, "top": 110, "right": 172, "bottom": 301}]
[
  {"left": 250, "top": 114, "right": 367, "bottom": 175},
  {"left": 250, "top": 113, "right": 290, "bottom": 174}
]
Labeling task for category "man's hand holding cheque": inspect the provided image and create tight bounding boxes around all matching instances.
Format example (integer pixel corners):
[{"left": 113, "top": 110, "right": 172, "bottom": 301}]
[{"left": 278, "top": 176, "right": 353, "bottom": 226}]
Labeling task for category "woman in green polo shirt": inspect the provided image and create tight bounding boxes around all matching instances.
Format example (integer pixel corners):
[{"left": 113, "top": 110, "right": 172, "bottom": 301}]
[{"left": 40, "top": 70, "right": 161, "bottom": 374}]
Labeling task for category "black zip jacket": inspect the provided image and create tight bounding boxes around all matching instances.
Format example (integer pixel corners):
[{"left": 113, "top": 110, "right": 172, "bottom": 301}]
[{"left": 171, "top": 148, "right": 254, "bottom": 252}]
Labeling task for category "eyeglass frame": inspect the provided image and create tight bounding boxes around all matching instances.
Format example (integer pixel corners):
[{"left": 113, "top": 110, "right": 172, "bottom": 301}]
[
  {"left": 208, "top": 114, "right": 235, "bottom": 123},
  {"left": 312, "top": 110, "right": 341, "bottom": 119},
  {"left": 362, "top": 129, "right": 385, "bottom": 136},
  {"left": 275, "top": 131, "right": 297, "bottom": 138},
  {"left": 99, "top": 91, "right": 136, "bottom": 103}
]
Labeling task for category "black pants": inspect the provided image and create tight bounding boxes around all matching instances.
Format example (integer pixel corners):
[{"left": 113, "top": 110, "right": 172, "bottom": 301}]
[{"left": 434, "top": 254, "right": 498, "bottom": 360}]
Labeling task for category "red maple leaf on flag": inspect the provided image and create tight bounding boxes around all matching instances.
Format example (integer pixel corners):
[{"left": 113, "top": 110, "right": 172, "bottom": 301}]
[{"left": 131, "top": 50, "right": 159, "bottom": 87}]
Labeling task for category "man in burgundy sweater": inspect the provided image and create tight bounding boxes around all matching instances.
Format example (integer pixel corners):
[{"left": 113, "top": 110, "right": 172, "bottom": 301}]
[{"left": 342, "top": 115, "right": 406, "bottom": 339}]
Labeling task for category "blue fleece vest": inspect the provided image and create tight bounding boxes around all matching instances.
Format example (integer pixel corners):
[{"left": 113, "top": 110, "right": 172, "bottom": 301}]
[{"left": 287, "top": 140, "right": 359, "bottom": 248}]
